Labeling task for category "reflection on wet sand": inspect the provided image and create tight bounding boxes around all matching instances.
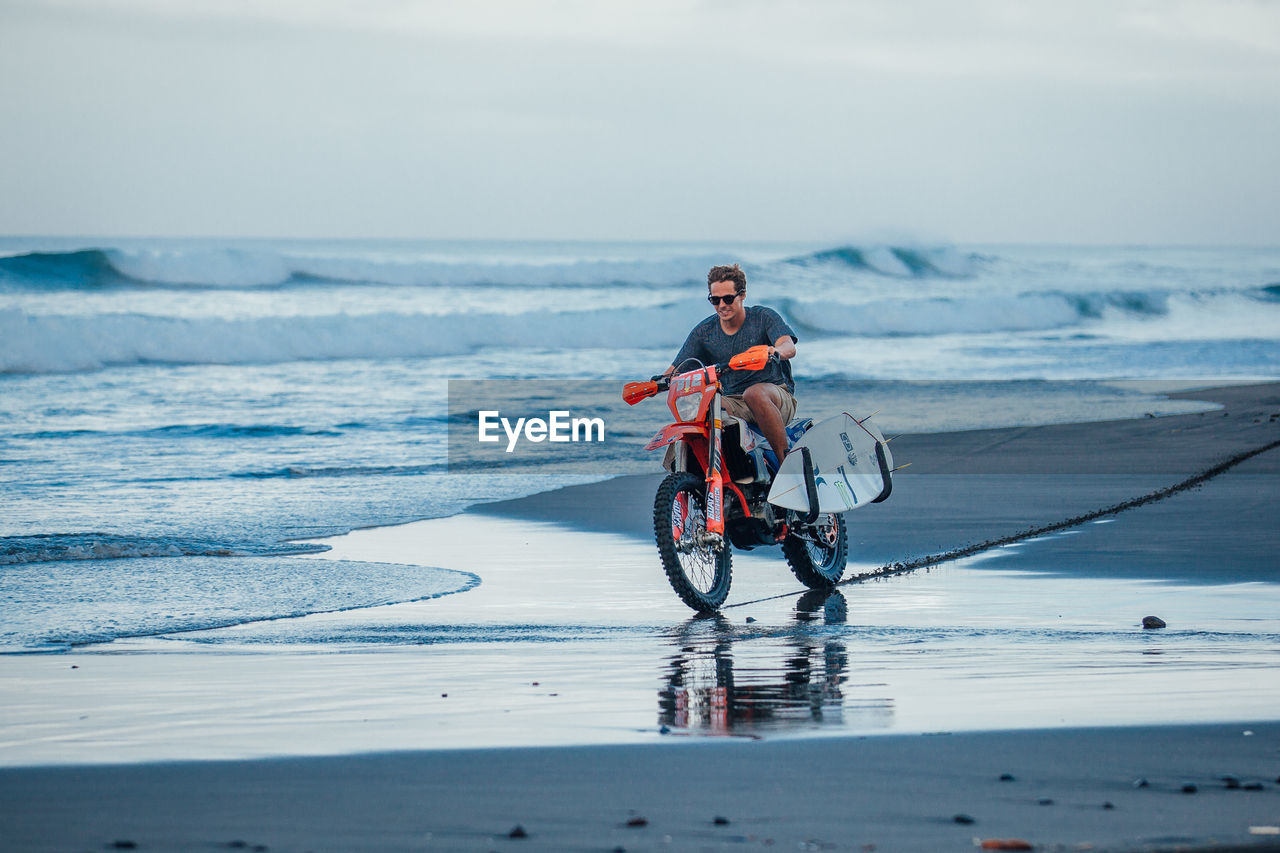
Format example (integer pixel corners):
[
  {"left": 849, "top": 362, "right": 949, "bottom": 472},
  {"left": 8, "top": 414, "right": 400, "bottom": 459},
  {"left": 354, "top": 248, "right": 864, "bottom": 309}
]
[{"left": 658, "top": 590, "right": 894, "bottom": 736}]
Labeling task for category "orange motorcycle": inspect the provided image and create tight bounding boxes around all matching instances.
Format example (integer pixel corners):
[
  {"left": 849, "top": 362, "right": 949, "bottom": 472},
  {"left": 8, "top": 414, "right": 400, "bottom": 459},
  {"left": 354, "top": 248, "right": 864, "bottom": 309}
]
[{"left": 624, "top": 346, "right": 891, "bottom": 612}]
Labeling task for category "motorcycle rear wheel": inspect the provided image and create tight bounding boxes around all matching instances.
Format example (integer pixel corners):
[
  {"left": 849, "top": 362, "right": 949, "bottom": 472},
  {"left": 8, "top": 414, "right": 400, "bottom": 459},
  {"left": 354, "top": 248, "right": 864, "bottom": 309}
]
[
  {"left": 653, "top": 471, "right": 732, "bottom": 612},
  {"left": 782, "top": 512, "right": 848, "bottom": 588}
]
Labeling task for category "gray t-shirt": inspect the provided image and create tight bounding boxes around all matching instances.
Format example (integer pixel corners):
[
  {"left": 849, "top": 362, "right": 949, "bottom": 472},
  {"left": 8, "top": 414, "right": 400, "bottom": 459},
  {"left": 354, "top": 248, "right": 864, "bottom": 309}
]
[{"left": 671, "top": 305, "right": 798, "bottom": 396}]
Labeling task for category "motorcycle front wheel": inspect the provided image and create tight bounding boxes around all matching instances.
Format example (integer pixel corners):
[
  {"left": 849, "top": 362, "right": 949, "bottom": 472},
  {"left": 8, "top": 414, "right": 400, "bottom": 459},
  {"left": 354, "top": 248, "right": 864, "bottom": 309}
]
[
  {"left": 783, "top": 512, "right": 848, "bottom": 588},
  {"left": 653, "top": 471, "right": 732, "bottom": 612}
]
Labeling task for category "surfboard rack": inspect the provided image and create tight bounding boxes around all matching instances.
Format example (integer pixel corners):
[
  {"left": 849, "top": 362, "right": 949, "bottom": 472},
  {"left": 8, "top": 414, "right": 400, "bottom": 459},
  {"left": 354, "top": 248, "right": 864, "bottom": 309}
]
[
  {"left": 800, "top": 447, "right": 821, "bottom": 524},
  {"left": 872, "top": 442, "right": 893, "bottom": 503}
]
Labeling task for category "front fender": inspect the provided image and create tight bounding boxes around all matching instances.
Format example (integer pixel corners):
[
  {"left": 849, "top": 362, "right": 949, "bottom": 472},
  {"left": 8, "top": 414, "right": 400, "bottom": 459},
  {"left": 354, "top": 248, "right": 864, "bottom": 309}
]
[{"left": 644, "top": 423, "right": 708, "bottom": 451}]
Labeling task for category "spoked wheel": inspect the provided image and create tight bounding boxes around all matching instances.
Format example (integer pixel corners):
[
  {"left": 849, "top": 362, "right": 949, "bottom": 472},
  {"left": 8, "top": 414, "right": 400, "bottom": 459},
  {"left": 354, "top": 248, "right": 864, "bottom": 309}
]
[
  {"left": 782, "top": 512, "right": 848, "bottom": 588},
  {"left": 653, "top": 472, "right": 732, "bottom": 612}
]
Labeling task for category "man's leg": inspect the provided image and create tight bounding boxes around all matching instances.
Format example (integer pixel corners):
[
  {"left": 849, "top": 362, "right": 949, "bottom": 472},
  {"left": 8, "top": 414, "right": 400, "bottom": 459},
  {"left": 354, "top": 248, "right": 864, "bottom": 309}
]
[{"left": 743, "top": 383, "right": 792, "bottom": 464}]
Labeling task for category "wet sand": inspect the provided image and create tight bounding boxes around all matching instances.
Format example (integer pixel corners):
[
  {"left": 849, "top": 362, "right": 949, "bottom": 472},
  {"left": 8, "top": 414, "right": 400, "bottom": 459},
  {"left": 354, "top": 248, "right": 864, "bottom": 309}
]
[
  {"left": 1, "top": 383, "right": 1279, "bottom": 851},
  {"left": 474, "top": 382, "right": 1280, "bottom": 576}
]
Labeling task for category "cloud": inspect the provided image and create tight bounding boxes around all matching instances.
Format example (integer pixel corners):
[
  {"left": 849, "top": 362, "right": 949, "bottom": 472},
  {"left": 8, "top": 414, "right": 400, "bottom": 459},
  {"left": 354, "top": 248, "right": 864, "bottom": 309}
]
[{"left": 3, "top": 0, "right": 1278, "bottom": 241}]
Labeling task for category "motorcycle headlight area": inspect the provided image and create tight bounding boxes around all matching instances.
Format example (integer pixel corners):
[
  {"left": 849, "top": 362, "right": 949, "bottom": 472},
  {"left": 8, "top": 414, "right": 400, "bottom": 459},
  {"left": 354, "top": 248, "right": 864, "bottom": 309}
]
[{"left": 675, "top": 393, "right": 703, "bottom": 422}]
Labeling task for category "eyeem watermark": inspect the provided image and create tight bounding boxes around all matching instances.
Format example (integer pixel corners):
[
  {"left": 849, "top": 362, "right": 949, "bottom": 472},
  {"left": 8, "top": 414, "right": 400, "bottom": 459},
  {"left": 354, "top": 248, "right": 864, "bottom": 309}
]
[
  {"left": 478, "top": 410, "right": 605, "bottom": 453},
  {"left": 448, "top": 380, "right": 642, "bottom": 473}
]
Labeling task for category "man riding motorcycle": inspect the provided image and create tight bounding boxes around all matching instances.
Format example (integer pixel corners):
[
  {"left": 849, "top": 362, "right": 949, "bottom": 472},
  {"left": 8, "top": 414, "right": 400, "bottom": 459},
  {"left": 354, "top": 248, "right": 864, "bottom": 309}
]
[{"left": 663, "top": 263, "right": 798, "bottom": 467}]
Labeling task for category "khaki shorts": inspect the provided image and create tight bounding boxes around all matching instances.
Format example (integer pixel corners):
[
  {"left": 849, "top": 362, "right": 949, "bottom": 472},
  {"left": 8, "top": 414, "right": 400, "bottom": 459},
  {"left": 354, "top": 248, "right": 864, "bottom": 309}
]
[{"left": 720, "top": 384, "right": 797, "bottom": 425}]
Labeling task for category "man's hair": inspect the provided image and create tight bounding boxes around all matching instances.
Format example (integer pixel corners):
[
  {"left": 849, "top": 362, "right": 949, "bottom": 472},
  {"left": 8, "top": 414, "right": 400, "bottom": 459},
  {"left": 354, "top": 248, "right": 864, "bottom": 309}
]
[{"left": 707, "top": 263, "right": 746, "bottom": 294}]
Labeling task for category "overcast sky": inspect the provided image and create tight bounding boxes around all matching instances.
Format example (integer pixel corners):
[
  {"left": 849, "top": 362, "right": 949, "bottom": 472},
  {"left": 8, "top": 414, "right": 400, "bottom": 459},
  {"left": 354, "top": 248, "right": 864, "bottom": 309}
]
[{"left": 1, "top": 0, "right": 1277, "bottom": 243}]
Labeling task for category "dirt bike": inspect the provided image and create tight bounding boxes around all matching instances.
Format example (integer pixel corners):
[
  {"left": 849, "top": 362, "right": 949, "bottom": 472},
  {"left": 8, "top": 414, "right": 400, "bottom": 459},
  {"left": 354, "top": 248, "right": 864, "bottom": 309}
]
[{"left": 623, "top": 346, "right": 892, "bottom": 613}]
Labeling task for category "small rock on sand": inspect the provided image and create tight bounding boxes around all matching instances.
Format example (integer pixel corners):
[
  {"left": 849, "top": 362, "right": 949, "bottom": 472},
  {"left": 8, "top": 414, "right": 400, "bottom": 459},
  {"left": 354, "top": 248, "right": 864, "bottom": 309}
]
[
  {"left": 998, "top": 773, "right": 1015, "bottom": 782},
  {"left": 625, "top": 816, "right": 648, "bottom": 828},
  {"left": 953, "top": 814, "right": 975, "bottom": 825},
  {"left": 1142, "top": 616, "right": 1167, "bottom": 629},
  {"left": 508, "top": 824, "right": 528, "bottom": 839},
  {"left": 1181, "top": 783, "right": 1198, "bottom": 794},
  {"left": 713, "top": 816, "right": 730, "bottom": 825}
]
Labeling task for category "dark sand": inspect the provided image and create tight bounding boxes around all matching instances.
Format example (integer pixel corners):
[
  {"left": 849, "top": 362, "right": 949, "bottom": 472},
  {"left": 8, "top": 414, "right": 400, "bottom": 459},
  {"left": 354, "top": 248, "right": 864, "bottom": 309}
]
[
  {"left": 3, "top": 724, "right": 1279, "bottom": 852},
  {"left": 476, "top": 383, "right": 1280, "bottom": 580},
  {"left": 2, "top": 383, "right": 1278, "bottom": 852}
]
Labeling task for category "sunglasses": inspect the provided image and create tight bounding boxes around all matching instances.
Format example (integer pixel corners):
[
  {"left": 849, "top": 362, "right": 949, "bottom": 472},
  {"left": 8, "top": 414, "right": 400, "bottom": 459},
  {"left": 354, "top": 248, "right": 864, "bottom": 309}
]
[{"left": 707, "top": 293, "right": 742, "bottom": 306}]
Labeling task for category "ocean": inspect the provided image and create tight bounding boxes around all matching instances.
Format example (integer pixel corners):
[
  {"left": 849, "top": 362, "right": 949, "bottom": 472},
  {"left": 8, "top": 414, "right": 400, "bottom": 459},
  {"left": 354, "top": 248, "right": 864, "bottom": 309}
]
[{"left": 2, "top": 238, "right": 1278, "bottom": 652}]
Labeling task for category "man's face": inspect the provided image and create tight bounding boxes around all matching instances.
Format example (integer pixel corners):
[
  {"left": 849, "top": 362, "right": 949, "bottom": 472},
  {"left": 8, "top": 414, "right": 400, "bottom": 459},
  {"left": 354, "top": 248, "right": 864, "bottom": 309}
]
[{"left": 709, "top": 279, "right": 745, "bottom": 322}]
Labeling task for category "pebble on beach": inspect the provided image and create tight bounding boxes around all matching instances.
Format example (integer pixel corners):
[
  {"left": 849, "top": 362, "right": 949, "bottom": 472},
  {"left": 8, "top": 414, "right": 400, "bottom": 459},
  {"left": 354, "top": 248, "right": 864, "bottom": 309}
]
[
  {"left": 508, "top": 824, "right": 528, "bottom": 839},
  {"left": 1142, "top": 616, "right": 1167, "bottom": 629},
  {"left": 953, "top": 814, "right": 975, "bottom": 825},
  {"left": 713, "top": 816, "right": 730, "bottom": 825},
  {"left": 625, "top": 816, "right": 649, "bottom": 828},
  {"left": 998, "top": 773, "right": 1015, "bottom": 782},
  {"left": 1181, "top": 783, "right": 1198, "bottom": 794}
]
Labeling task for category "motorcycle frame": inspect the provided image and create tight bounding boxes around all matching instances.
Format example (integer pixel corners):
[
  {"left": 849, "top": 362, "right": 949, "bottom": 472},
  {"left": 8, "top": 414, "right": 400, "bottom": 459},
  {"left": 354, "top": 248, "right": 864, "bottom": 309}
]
[{"left": 643, "top": 365, "right": 751, "bottom": 538}]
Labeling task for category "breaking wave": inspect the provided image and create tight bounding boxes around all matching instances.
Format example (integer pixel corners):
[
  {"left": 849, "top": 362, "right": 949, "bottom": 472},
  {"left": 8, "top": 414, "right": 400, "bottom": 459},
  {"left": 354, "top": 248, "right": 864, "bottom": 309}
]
[
  {"left": 0, "top": 242, "right": 976, "bottom": 291},
  {"left": 782, "top": 244, "right": 978, "bottom": 277},
  {"left": 4, "top": 286, "right": 1269, "bottom": 374},
  {"left": 0, "top": 246, "right": 712, "bottom": 290},
  {"left": 780, "top": 290, "right": 1173, "bottom": 337}
]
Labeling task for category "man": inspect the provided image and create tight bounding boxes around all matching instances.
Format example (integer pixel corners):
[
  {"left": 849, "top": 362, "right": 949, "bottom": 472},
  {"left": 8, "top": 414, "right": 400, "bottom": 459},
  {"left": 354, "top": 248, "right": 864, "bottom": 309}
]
[{"left": 664, "top": 263, "right": 798, "bottom": 466}]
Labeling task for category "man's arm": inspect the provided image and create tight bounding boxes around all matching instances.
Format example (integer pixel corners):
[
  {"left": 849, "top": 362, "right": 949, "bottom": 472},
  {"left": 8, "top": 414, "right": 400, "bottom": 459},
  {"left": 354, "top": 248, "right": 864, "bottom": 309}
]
[{"left": 772, "top": 335, "right": 797, "bottom": 360}]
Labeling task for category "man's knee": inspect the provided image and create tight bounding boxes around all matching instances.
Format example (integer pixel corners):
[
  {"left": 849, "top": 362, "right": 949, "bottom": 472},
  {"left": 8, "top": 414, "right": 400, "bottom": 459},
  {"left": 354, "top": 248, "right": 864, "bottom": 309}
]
[
  {"left": 743, "top": 384, "right": 781, "bottom": 418},
  {"left": 749, "top": 383, "right": 797, "bottom": 423}
]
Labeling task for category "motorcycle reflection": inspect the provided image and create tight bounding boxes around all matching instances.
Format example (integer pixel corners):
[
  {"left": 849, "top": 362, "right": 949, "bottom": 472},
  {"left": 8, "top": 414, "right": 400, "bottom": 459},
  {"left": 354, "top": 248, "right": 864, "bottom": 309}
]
[{"left": 657, "top": 590, "right": 894, "bottom": 736}]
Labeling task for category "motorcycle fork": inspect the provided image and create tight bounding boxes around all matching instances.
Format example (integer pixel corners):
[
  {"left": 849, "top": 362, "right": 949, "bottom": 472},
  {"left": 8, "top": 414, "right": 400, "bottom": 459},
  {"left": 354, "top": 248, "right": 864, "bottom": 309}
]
[{"left": 705, "top": 392, "right": 725, "bottom": 535}]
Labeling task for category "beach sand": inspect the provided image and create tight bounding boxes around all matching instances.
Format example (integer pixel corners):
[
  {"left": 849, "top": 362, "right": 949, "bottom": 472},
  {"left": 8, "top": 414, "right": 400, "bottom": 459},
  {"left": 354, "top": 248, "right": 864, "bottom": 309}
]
[{"left": 2, "top": 383, "right": 1279, "bottom": 851}]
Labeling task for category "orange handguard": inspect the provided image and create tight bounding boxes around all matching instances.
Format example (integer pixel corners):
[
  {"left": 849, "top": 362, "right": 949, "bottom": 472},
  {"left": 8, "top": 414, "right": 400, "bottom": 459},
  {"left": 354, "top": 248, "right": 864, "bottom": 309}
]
[
  {"left": 623, "top": 380, "right": 659, "bottom": 406},
  {"left": 728, "top": 345, "right": 772, "bottom": 371}
]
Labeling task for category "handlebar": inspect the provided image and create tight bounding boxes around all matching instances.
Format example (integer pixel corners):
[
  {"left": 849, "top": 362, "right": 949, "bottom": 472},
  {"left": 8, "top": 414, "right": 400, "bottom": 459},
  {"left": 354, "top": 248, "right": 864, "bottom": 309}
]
[{"left": 623, "top": 345, "right": 777, "bottom": 405}]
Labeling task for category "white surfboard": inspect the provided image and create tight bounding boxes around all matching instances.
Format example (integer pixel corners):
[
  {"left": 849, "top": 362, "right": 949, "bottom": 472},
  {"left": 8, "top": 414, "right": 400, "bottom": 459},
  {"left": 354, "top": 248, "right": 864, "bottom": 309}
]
[{"left": 767, "top": 413, "right": 893, "bottom": 513}]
